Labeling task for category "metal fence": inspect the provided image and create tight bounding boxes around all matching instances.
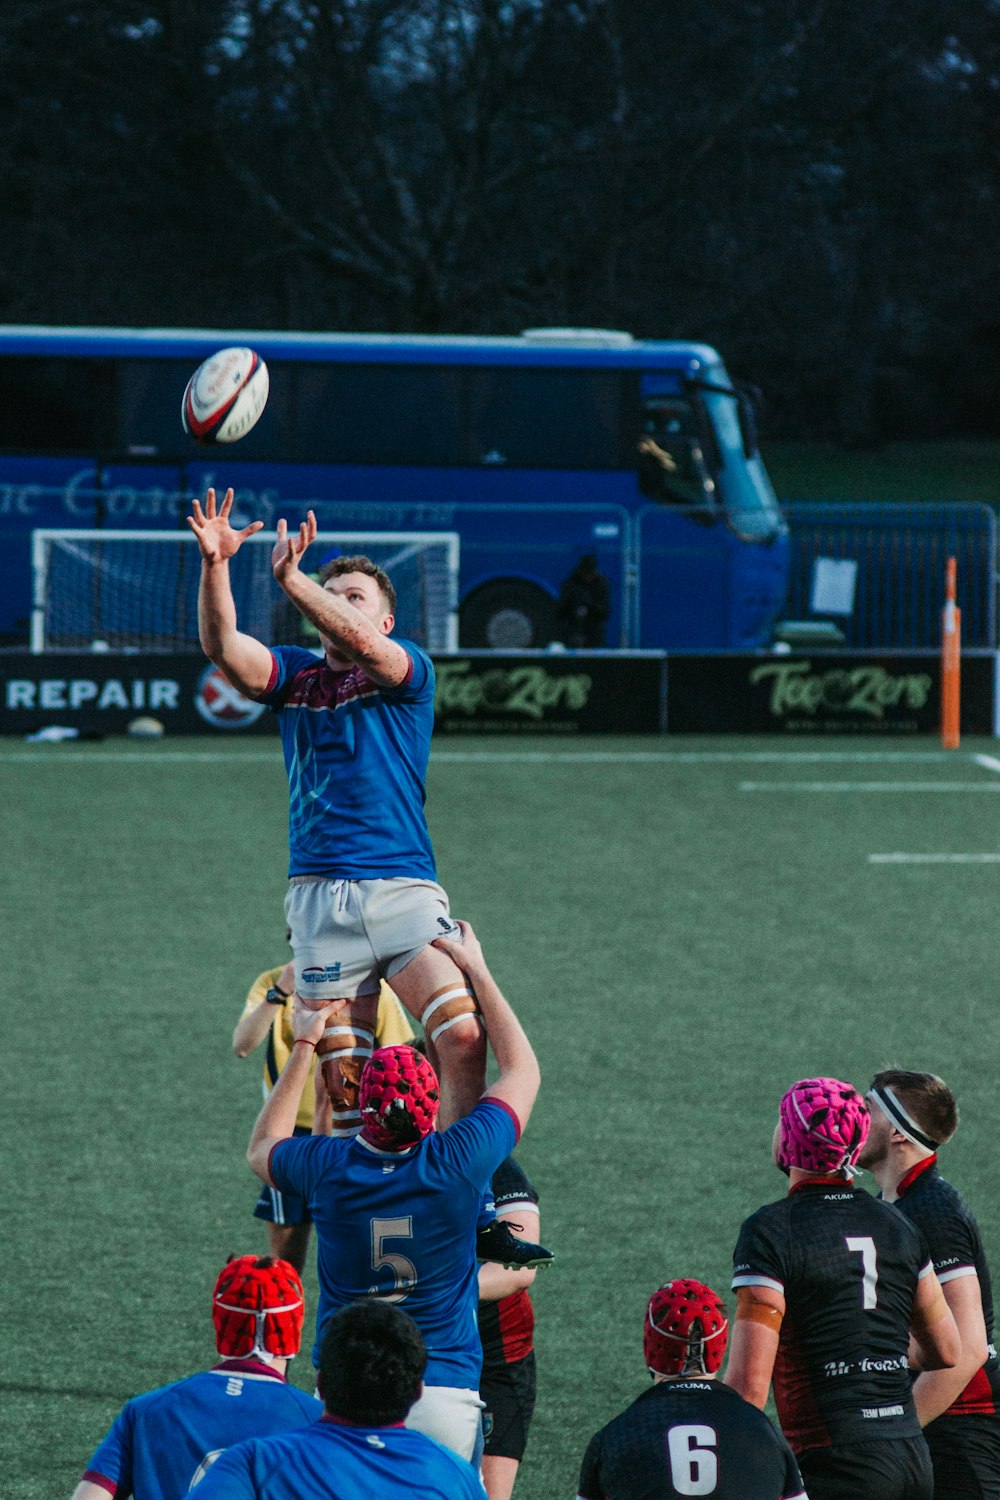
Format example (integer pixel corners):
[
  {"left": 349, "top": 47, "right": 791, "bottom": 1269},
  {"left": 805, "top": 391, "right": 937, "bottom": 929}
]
[{"left": 782, "top": 501, "right": 998, "bottom": 649}]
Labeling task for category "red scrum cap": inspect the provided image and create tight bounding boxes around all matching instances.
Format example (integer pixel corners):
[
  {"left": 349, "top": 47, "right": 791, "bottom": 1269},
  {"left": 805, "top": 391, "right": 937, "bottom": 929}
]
[
  {"left": 644, "top": 1280, "right": 729, "bottom": 1378},
  {"left": 359, "top": 1045, "right": 440, "bottom": 1151},
  {"left": 212, "top": 1256, "right": 304, "bottom": 1362}
]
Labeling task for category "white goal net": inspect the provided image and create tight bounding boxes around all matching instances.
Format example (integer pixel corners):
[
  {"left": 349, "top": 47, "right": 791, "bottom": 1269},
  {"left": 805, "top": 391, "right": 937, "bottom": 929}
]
[{"left": 31, "top": 529, "right": 459, "bottom": 653}]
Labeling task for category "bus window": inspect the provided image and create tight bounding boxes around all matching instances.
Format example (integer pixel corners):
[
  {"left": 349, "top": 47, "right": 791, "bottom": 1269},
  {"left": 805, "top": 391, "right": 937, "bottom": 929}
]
[
  {"left": 0, "top": 357, "right": 115, "bottom": 452},
  {"left": 635, "top": 397, "right": 717, "bottom": 507},
  {"left": 294, "top": 364, "right": 464, "bottom": 465},
  {"left": 116, "top": 359, "right": 192, "bottom": 456},
  {"left": 117, "top": 357, "right": 295, "bottom": 459},
  {"left": 466, "top": 368, "right": 623, "bottom": 468}
]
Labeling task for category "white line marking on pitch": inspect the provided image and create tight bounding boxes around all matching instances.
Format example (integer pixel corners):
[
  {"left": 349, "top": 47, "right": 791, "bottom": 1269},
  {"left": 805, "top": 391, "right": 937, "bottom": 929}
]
[
  {"left": 0, "top": 751, "right": 285, "bottom": 764},
  {"left": 740, "top": 781, "right": 1000, "bottom": 793},
  {"left": 869, "top": 853, "right": 1000, "bottom": 863},
  {"left": 973, "top": 754, "right": 1000, "bottom": 776},
  {"left": 0, "top": 748, "right": 990, "bottom": 768}
]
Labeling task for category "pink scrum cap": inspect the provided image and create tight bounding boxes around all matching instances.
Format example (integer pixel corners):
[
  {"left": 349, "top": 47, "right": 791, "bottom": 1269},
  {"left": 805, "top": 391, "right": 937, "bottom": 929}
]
[
  {"left": 777, "top": 1077, "right": 870, "bottom": 1176},
  {"left": 359, "top": 1045, "right": 440, "bottom": 1151}
]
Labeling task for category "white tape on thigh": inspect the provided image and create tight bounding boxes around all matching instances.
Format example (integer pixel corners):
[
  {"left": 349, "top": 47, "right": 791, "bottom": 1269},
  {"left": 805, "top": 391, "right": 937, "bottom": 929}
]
[
  {"left": 322, "top": 1025, "right": 375, "bottom": 1044},
  {"left": 430, "top": 1012, "right": 485, "bottom": 1043},
  {"left": 421, "top": 987, "right": 473, "bottom": 1028}
]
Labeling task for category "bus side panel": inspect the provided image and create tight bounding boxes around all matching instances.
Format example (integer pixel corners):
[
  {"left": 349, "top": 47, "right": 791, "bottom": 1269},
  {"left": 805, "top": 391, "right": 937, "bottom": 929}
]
[
  {"left": 0, "top": 459, "right": 109, "bottom": 642},
  {"left": 637, "top": 506, "right": 790, "bottom": 649},
  {"left": 0, "top": 459, "right": 189, "bottom": 643},
  {"left": 177, "top": 458, "right": 634, "bottom": 647},
  {"left": 637, "top": 507, "right": 733, "bottom": 649}
]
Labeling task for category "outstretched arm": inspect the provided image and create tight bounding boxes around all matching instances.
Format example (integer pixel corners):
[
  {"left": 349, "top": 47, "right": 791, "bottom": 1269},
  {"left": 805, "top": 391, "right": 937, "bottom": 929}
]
[
  {"left": 271, "top": 511, "right": 411, "bottom": 688},
  {"left": 188, "top": 487, "right": 273, "bottom": 697},
  {"left": 247, "top": 998, "right": 334, "bottom": 1183},
  {"left": 431, "top": 922, "right": 540, "bottom": 1131}
]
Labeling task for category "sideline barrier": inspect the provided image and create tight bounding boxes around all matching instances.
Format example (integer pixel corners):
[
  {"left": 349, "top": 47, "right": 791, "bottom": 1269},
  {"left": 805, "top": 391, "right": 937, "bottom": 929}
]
[
  {"left": 665, "top": 653, "right": 994, "bottom": 736},
  {"left": 0, "top": 651, "right": 667, "bottom": 737},
  {"left": 0, "top": 650, "right": 994, "bottom": 737}
]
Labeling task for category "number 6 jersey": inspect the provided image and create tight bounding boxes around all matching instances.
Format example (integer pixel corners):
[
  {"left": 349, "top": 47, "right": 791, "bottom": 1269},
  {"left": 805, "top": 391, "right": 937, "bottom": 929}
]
[
  {"left": 577, "top": 1379, "right": 806, "bottom": 1500},
  {"left": 732, "top": 1177, "right": 933, "bottom": 1453}
]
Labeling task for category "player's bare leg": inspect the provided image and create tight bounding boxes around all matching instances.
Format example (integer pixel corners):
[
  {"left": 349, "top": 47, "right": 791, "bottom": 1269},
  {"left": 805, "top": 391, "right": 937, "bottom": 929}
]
[
  {"left": 389, "top": 945, "right": 486, "bottom": 1128},
  {"left": 307, "top": 991, "right": 379, "bottom": 1138},
  {"left": 265, "top": 1221, "right": 311, "bottom": 1276},
  {"left": 482, "top": 1456, "right": 521, "bottom": 1500}
]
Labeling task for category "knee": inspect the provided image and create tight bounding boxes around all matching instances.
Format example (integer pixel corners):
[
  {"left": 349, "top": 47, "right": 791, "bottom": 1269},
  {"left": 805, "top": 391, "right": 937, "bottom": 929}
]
[{"left": 433, "top": 1016, "right": 486, "bottom": 1064}]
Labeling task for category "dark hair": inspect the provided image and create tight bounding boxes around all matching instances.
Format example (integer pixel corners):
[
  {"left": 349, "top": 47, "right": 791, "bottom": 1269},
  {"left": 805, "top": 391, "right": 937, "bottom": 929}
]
[
  {"left": 318, "top": 554, "right": 397, "bottom": 614},
  {"left": 869, "top": 1069, "right": 959, "bottom": 1146},
  {"left": 317, "top": 1301, "right": 426, "bottom": 1425}
]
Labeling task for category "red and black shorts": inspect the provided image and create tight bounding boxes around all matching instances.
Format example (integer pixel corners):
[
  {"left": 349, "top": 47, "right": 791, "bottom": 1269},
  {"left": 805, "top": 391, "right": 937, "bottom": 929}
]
[
  {"left": 797, "top": 1435, "right": 932, "bottom": 1500},
  {"left": 926, "top": 1412, "right": 1000, "bottom": 1499},
  {"left": 480, "top": 1353, "right": 536, "bottom": 1462}
]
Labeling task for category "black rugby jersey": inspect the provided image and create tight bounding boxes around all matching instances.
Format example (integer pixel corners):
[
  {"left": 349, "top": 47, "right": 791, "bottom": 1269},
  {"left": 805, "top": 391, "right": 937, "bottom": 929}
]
[
  {"left": 893, "top": 1155, "right": 1000, "bottom": 1418},
  {"left": 477, "top": 1156, "right": 538, "bottom": 1371},
  {"left": 577, "top": 1379, "right": 805, "bottom": 1500},
  {"left": 733, "top": 1176, "right": 932, "bottom": 1452}
]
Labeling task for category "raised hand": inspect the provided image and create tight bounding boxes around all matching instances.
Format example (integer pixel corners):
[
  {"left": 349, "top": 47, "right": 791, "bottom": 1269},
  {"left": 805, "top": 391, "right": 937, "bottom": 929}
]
[
  {"left": 272, "top": 510, "right": 318, "bottom": 581},
  {"left": 186, "top": 487, "right": 264, "bottom": 563}
]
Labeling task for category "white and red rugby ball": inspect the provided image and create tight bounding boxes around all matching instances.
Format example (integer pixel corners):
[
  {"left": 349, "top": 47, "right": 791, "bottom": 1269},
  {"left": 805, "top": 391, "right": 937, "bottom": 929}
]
[{"left": 181, "top": 346, "right": 269, "bottom": 444}]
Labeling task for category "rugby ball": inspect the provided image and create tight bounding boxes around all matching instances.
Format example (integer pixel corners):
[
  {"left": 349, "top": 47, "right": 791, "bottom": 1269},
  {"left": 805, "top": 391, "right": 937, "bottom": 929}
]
[{"left": 181, "top": 346, "right": 269, "bottom": 444}]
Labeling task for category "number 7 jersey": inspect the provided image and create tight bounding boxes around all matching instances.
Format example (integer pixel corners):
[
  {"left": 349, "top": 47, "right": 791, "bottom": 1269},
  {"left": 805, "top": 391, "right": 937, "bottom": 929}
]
[{"left": 732, "top": 1178, "right": 933, "bottom": 1453}]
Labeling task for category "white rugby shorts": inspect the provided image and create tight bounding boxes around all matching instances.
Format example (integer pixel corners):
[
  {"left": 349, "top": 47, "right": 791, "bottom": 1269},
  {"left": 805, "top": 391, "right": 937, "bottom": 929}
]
[
  {"left": 405, "top": 1383, "right": 485, "bottom": 1464},
  {"left": 285, "top": 876, "right": 460, "bottom": 1001}
]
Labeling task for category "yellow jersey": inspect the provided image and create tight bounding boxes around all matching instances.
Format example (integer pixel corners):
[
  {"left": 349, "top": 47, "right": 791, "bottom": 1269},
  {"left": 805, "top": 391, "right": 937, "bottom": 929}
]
[{"left": 241, "top": 968, "right": 415, "bottom": 1130}]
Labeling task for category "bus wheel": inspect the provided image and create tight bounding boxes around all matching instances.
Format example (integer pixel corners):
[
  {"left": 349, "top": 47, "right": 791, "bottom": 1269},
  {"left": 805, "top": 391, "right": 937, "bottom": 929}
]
[{"left": 459, "top": 580, "right": 554, "bottom": 649}]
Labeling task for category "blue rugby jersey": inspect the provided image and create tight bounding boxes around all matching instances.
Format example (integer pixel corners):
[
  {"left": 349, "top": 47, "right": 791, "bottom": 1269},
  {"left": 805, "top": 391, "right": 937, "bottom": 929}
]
[
  {"left": 192, "top": 1416, "right": 486, "bottom": 1500},
  {"left": 80, "top": 1360, "right": 321, "bottom": 1499},
  {"left": 270, "top": 1098, "right": 520, "bottom": 1388},
  {"left": 261, "top": 641, "right": 436, "bottom": 880}
]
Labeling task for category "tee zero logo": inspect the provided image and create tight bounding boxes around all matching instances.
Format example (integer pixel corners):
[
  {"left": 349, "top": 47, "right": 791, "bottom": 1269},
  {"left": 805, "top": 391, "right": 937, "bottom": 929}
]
[{"left": 194, "top": 665, "right": 266, "bottom": 729}]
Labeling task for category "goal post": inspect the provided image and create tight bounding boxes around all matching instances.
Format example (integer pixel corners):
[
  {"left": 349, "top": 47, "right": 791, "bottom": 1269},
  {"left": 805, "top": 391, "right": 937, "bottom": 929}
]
[{"left": 31, "top": 529, "right": 460, "bottom": 654}]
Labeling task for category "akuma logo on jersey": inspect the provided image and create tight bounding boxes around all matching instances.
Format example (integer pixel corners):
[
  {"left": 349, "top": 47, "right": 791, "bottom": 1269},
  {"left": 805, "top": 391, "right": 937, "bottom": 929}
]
[
  {"left": 301, "top": 964, "right": 342, "bottom": 984},
  {"left": 195, "top": 664, "right": 267, "bottom": 730}
]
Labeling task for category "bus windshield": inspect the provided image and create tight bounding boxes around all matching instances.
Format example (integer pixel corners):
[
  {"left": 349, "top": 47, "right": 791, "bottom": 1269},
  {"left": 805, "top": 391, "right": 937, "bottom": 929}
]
[{"left": 699, "top": 383, "right": 784, "bottom": 540}]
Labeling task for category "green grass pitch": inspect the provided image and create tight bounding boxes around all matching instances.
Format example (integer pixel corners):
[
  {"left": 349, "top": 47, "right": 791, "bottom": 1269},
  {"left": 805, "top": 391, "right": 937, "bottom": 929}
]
[{"left": 5, "top": 733, "right": 1000, "bottom": 1498}]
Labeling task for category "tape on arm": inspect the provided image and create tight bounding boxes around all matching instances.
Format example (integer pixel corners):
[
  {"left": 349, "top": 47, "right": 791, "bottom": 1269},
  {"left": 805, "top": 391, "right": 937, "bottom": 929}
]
[{"left": 735, "top": 1287, "right": 785, "bottom": 1333}]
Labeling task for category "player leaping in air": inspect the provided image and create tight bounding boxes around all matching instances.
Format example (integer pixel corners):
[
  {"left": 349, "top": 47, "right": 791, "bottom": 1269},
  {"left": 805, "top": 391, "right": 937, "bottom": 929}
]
[
  {"left": 190, "top": 489, "right": 543, "bottom": 1195},
  {"left": 189, "top": 489, "right": 483, "bottom": 1129}
]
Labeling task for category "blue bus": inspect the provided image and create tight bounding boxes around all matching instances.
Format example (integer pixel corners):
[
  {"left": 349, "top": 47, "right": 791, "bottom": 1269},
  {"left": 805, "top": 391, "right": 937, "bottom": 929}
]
[{"left": 0, "top": 326, "right": 789, "bottom": 648}]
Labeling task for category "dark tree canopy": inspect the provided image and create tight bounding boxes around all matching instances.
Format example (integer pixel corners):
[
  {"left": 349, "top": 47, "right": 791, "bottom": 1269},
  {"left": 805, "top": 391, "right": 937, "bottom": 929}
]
[{"left": 1, "top": 0, "right": 998, "bottom": 440}]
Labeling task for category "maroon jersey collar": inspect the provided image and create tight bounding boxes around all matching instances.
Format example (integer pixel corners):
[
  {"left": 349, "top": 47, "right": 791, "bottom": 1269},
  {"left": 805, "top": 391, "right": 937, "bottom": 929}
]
[
  {"left": 895, "top": 1153, "right": 938, "bottom": 1198},
  {"left": 321, "top": 1413, "right": 406, "bottom": 1429},
  {"left": 211, "top": 1357, "right": 287, "bottom": 1382}
]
